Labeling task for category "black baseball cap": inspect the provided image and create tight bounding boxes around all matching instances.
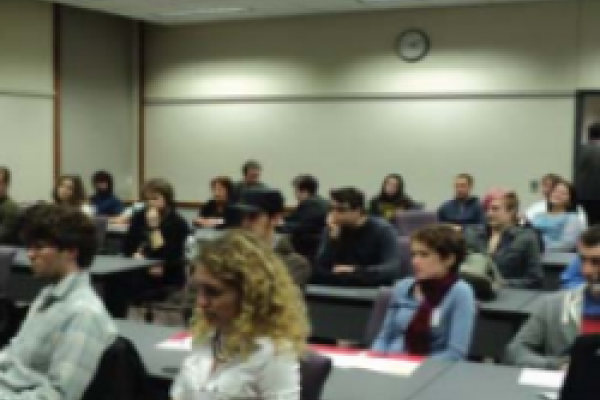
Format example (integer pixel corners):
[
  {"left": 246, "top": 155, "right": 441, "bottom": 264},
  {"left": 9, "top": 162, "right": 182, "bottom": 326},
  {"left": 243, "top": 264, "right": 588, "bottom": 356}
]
[{"left": 233, "top": 188, "right": 285, "bottom": 217}]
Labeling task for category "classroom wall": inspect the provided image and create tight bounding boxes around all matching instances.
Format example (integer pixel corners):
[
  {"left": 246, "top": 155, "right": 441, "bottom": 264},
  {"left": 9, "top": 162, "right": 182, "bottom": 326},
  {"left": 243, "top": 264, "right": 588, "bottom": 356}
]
[
  {"left": 143, "top": 0, "right": 600, "bottom": 207},
  {"left": 60, "top": 7, "right": 138, "bottom": 199},
  {"left": 0, "top": 0, "right": 54, "bottom": 202}
]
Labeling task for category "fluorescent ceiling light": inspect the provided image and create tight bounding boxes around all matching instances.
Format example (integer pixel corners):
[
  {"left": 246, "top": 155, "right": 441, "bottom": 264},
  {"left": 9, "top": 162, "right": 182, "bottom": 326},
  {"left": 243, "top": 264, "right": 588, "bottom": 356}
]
[
  {"left": 358, "top": 0, "right": 422, "bottom": 3},
  {"left": 156, "top": 7, "right": 248, "bottom": 18}
]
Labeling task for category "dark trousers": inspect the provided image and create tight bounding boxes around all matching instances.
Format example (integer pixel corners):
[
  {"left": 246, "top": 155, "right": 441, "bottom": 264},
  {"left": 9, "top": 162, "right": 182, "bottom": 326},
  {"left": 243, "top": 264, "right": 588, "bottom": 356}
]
[{"left": 580, "top": 200, "right": 600, "bottom": 226}]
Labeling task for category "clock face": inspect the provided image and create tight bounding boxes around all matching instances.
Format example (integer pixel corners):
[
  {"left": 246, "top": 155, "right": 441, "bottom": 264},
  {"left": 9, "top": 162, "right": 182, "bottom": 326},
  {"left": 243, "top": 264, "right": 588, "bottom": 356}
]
[{"left": 397, "top": 29, "right": 430, "bottom": 62}]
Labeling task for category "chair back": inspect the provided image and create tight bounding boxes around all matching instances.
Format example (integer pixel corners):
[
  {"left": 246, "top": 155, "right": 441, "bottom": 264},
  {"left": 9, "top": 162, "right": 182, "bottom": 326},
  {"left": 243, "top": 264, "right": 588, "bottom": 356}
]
[
  {"left": 560, "top": 334, "right": 600, "bottom": 400},
  {"left": 82, "top": 336, "right": 151, "bottom": 400},
  {"left": 398, "top": 237, "right": 412, "bottom": 279},
  {"left": 300, "top": 350, "right": 332, "bottom": 400},
  {"left": 94, "top": 217, "right": 109, "bottom": 251},
  {"left": 363, "top": 287, "right": 393, "bottom": 347},
  {"left": 394, "top": 211, "right": 438, "bottom": 237}
]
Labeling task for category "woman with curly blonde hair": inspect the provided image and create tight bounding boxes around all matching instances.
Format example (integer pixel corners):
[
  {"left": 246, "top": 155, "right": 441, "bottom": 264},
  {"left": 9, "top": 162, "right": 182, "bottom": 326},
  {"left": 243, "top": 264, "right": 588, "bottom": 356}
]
[{"left": 171, "top": 229, "right": 309, "bottom": 400}]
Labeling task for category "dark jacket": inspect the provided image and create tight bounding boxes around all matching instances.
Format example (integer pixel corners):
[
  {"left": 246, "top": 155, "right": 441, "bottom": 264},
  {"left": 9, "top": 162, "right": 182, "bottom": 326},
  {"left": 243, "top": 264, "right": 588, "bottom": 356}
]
[
  {"left": 91, "top": 193, "right": 123, "bottom": 217},
  {"left": 0, "top": 196, "right": 19, "bottom": 244},
  {"left": 122, "top": 208, "right": 190, "bottom": 285},
  {"left": 281, "top": 196, "right": 328, "bottom": 236},
  {"left": 274, "top": 235, "right": 311, "bottom": 288},
  {"left": 197, "top": 199, "right": 232, "bottom": 229},
  {"left": 464, "top": 225, "right": 544, "bottom": 288},
  {"left": 314, "top": 217, "right": 401, "bottom": 286},
  {"left": 437, "top": 196, "right": 484, "bottom": 227}
]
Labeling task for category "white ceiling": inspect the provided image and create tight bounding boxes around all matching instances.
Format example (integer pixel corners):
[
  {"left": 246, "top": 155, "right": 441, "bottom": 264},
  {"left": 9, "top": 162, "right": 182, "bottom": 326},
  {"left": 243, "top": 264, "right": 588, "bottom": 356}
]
[{"left": 40, "top": 0, "right": 568, "bottom": 25}]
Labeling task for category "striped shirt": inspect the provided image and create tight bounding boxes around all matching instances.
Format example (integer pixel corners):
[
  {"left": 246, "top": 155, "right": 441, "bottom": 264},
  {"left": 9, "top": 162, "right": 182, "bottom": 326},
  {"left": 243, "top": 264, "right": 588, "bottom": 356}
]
[{"left": 0, "top": 272, "right": 117, "bottom": 400}]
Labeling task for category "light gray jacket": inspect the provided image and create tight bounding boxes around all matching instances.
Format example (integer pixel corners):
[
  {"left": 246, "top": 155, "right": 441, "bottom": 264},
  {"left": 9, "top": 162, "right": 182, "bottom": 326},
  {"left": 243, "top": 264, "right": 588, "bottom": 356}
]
[{"left": 505, "top": 286, "right": 584, "bottom": 369}]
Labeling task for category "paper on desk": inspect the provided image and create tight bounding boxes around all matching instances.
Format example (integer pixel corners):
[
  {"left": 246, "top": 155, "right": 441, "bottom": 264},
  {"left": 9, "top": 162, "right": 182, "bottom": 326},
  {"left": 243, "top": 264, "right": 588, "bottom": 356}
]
[
  {"left": 156, "top": 332, "right": 193, "bottom": 351},
  {"left": 313, "top": 348, "right": 420, "bottom": 377},
  {"left": 519, "top": 369, "right": 565, "bottom": 390}
]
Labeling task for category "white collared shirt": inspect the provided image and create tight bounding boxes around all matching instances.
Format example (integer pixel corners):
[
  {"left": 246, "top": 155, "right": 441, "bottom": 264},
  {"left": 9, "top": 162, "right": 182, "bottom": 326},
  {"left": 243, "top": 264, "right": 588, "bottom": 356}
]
[{"left": 171, "top": 337, "right": 299, "bottom": 400}]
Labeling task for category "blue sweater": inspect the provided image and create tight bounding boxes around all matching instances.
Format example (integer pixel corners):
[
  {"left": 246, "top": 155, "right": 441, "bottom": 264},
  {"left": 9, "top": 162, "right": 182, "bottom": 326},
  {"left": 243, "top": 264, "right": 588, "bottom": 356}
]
[
  {"left": 561, "top": 256, "right": 585, "bottom": 289},
  {"left": 371, "top": 278, "right": 476, "bottom": 361}
]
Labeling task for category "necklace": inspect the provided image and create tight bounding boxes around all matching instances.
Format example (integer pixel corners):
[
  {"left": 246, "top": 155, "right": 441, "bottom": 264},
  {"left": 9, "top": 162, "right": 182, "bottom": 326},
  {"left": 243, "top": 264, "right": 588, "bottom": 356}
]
[{"left": 211, "top": 331, "right": 227, "bottom": 363}]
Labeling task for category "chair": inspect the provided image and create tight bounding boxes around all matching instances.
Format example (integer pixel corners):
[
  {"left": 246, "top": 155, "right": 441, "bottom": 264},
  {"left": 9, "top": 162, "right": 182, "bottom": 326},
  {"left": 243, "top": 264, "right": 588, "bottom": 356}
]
[
  {"left": 300, "top": 351, "right": 332, "bottom": 400},
  {"left": 93, "top": 217, "right": 109, "bottom": 253},
  {"left": 398, "top": 237, "right": 412, "bottom": 279},
  {"left": 559, "top": 334, "right": 600, "bottom": 400},
  {"left": 82, "top": 336, "right": 152, "bottom": 400},
  {"left": 363, "top": 287, "right": 393, "bottom": 348},
  {"left": 394, "top": 210, "right": 438, "bottom": 237}
]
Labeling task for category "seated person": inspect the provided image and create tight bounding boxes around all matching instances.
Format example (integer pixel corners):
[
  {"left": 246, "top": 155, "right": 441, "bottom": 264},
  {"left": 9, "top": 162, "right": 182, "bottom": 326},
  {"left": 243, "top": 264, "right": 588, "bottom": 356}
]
[
  {"left": 369, "top": 173, "right": 419, "bottom": 222},
  {"left": 234, "top": 188, "right": 311, "bottom": 288},
  {"left": 119, "top": 178, "right": 190, "bottom": 315},
  {"left": 505, "top": 226, "right": 600, "bottom": 369},
  {"left": 171, "top": 230, "right": 308, "bottom": 400},
  {"left": 531, "top": 179, "right": 584, "bottom": 252},
  {"left": 371, "top": 225, "right": 476, "bottom": 360},
  {"left": 561, "top": 256, "right": 585, "bottom": 289},
  {"left": 464, "top": 190, "right": 543, "bottom": 288},
  {"left": 526, "top": 173, "right": 587, "bottom": 226},
  {"left": 280, "top": 174, "right": 328, "bottom": 236},
  {"left": 1, "top": 204, "right": 117, "bottom": 400},
  {"left": 234, "top": 160, "right": 267, "bottom": 199},
  {"left": 90, "top": 170, "right": 123, "bottom": 217},
  {"left": 194, "top": 176, "right": 235, "bottom": 229},
  {"left": 314, "top": 187, "right": 401, "bottom": 286},
  {"left": 0, "top": 166, "right": 19, "bottom": 244},
  {"left": 53, "top": 174, "right": 95, "bottom": 216},
  {"left": 437, "top": 173, "right": 484, "bottom": 228}
]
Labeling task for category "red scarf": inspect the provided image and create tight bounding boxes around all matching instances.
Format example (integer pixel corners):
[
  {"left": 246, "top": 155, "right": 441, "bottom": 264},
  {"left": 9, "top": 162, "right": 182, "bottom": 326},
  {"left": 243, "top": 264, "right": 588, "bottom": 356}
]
[{"left": 405, "top": 275, "right": 458, "bottom": 355}]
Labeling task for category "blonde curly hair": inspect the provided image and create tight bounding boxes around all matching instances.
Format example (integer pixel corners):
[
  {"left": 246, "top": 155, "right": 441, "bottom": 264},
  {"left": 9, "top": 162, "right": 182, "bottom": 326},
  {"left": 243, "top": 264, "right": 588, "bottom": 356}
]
[{"left": 190, "top": 229, "right": 309, "bottom": 359}]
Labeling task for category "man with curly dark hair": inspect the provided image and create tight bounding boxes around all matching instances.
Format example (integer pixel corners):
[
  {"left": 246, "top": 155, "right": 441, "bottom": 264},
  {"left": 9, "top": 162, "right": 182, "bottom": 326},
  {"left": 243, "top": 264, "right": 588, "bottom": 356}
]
[{"left": 0, "top": 204, "right": 117, "bottom": 400}]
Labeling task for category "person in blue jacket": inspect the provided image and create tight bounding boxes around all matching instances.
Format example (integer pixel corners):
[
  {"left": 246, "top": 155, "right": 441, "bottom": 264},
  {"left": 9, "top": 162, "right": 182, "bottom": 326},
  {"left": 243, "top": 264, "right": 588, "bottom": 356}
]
[{"left": 372, "top": 224, "right": 476, "bottom": 360}]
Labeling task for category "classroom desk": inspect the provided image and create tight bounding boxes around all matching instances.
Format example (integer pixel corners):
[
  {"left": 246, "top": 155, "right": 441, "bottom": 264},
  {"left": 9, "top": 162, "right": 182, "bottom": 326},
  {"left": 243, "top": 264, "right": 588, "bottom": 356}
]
[
  {"left": 306, "top": 285, "right": 380, "bottom": 343},
  {"left": 306, "top": 284, "right": 540, "bottom": 358},
  {"left": 467, "top": 288, "right": 539, "bottom": 360},
  {"left": 8, "top": 249, "right": 159, "bottom": 303},
  {"left": 413, "top": 361, "right": 558, "bottom": 400},
  {"left": 115, "top": 319, "right": 452, "bottom": 400},
  {"left": 542, "top": 252, "right": 576, "bottom": 290}
]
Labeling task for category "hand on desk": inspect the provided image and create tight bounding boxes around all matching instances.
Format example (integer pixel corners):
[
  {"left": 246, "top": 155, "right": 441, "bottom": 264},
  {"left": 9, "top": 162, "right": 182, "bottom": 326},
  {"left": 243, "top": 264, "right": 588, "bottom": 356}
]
[
  {"left": 149, "top": 266, "right": 164, "bottom": 277},
  {"left": 327, "top": 214, "right": 341, "bottom": 238},
  {"left": 195, "top": 218, "right": 222, "bottom": 228},
  {"left": 133, "top": 252, "right": 145, "bottom": 260},
  {"left": 333, "top": 265, "right": 356, "bottom": 274}
]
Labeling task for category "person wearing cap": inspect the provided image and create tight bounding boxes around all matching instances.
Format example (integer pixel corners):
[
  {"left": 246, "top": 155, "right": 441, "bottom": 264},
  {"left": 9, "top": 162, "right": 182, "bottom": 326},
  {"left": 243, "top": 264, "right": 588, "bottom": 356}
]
[
  {"left": 233, "top": 188, "right": 311, "bottom": 288},
  {"left": 505, "top": 226, "right": 600, "bottom": 370},
  {"left": 234, "top": 160, "right": 267, "bottom": 200},
  {"left": 314, "top": 187, "right": 401, "bottom": 286}
]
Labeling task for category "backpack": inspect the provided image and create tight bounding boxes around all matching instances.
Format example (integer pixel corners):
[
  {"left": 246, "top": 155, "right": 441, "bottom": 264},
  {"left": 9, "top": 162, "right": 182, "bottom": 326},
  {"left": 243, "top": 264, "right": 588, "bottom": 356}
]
[{"left": 459, "top": 253, "right": 504, "bottom": 301}]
